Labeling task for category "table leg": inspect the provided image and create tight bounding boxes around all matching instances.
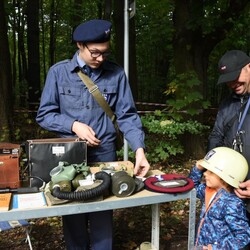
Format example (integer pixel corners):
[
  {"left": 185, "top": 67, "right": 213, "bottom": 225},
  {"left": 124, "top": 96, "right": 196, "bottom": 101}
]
[
  {"left": 151, "top": 203, "right": 160, "bottom": 250},
  {"left": 188, "top": 189, "right": 196, "bottom": 250}
]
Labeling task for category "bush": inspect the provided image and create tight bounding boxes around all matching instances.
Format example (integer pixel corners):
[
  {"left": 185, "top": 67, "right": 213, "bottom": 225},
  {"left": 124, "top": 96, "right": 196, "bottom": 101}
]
[
  {"left": 140, "top": 111, "right": 209, "bottom": 163},
  {"left": 117, "top": 71, "right": 211, "bottom": 164}
]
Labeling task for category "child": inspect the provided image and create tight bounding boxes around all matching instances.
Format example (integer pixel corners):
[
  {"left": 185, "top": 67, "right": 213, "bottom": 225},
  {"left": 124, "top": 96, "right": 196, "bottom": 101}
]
[{"left": 189, "top": 147, "right": 250, "bottom": 249}]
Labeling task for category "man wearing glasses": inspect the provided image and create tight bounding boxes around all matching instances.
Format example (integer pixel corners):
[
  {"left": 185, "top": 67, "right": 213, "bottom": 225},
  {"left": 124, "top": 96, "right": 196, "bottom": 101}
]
[{"left": 36, "top": 19, "right": 150, "bottom": 250}]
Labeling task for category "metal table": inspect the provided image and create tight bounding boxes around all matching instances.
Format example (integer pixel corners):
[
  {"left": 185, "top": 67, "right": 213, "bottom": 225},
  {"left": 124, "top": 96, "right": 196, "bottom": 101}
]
[{"left": 0, "top": 188, "right": 196, "bottom": 250}]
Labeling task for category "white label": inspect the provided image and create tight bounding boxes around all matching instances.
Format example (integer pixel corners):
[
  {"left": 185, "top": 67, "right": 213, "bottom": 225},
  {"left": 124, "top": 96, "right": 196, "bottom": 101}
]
[
  {"left": 79, "top": 179, "right": 94, "bottom": 186},
  {"left": 52, "top": 146, "right": 65, "bottom": 154}
]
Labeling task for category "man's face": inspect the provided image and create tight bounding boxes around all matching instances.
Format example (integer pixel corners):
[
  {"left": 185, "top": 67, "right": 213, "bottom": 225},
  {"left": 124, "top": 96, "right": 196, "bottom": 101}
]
[
  {"left": 227, "top": 64, "right": 250, "bottom": 95},
  {"left": 77, "top": 42, "right": 110, "bottom": 69}
]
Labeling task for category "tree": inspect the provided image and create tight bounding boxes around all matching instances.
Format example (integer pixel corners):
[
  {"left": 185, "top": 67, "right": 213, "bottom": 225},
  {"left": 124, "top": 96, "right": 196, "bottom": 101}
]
[
  {"left": 27, "top": 0, "right": 40, "bottom": 109},
  {"left": 171, "top": 0, "right": 250, "bottom": 155},
  {"left": 2, "top": 0, "right": 250, "bottom": 146},
  {"left": 0, "top": 0, "right": 13, "bottom": 141},
  {"left": 16, "top": 0, "right": 28, "bottom": 107},
  {"left": 135, "top": 0, "right": 172, "bottom": 103},
  {"left": 172, "top": 0, "right": 250, "bottom": 99}
]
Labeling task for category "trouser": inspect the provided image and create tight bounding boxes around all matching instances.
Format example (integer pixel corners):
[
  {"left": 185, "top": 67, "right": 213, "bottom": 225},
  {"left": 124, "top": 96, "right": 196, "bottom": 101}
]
[
  {"left": 63, "top": 148, "right": 117, "bottom": 250},
  {"left": 63, "top": 210, "right": 113, "bottom": 250}
]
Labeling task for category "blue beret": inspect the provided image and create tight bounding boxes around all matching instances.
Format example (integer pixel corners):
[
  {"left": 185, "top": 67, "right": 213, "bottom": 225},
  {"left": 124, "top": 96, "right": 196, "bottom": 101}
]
[{"left": 73, "top": 19, "right": 112, "bottom": 43}]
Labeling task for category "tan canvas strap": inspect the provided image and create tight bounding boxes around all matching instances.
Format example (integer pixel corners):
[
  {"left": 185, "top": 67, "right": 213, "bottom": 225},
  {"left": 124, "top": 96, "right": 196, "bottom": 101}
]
[{"left": 77, "top": 70, "right": 116, "bottom": 123}]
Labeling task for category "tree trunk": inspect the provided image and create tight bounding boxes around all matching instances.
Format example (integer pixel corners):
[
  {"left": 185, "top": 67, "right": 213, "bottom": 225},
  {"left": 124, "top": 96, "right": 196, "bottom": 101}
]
[
  {"left": 0, "top": 0, "right": 13, "bottom": 141},
  {"left": 49, "top": 0, "right": 56, "bottom": 66},
  {"left": 27, "top": 0, "right": 40, "bottom": 109},
  {"left": 17, "top": 0, "right": 28, "bottom": 108},
  {"left": 103, "top": 0, "right": 112, "bottom": 20}
]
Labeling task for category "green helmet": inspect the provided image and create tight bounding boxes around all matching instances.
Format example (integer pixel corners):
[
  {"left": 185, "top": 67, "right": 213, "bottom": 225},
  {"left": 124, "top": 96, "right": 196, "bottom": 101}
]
[{"left": 198, "top": 147, "right": 249, "bottom": 188}]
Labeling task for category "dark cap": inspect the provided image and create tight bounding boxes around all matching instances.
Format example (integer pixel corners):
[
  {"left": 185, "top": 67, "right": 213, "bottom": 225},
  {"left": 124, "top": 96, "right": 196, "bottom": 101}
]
[
  {"left": 217, "top": 50, "right": 250, "bottom": 84},
  {"left": 73, "top": 19, "right": 112, "bottom": 43}
]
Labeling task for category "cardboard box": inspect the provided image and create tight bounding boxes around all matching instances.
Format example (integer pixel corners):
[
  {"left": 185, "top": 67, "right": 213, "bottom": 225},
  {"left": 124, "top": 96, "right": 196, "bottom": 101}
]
[{"left": 89, "top": 161, "right": 134, "bottom": 176}]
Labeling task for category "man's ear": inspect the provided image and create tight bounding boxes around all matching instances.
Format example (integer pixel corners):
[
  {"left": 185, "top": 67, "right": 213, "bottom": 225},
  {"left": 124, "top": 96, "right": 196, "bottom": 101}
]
[{"left": 76, "top": 42, "right": 83, "bottom": 49}]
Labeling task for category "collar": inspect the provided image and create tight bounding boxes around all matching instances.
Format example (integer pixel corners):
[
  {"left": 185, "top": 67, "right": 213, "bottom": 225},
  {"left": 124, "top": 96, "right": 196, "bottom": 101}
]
[
  {"left": 205, "top": 187, "right": 217, "bottom": 209},
  {"left": 69, "top": 51, "right": 113, "bottom": 77},
  {"left": 69, "top": 52, "right": 81, "bottom": 73},
  {"left": 232, "top": 92, "right": 250, "bottom": 100},
  {"left": 76, "top": 53, "right": 86, "bottom": 68}
]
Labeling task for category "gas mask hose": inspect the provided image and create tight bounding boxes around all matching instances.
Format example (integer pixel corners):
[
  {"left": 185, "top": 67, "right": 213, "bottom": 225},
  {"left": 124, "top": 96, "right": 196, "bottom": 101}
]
[{"left": 51, "top": 171, "right": 111, "bottom": 201}]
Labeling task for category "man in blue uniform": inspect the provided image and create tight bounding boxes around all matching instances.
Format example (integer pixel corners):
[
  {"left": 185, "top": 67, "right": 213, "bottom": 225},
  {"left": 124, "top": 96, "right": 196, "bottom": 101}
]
[{"left": 36, "top": 19, "right": 150, "bottom": 250}]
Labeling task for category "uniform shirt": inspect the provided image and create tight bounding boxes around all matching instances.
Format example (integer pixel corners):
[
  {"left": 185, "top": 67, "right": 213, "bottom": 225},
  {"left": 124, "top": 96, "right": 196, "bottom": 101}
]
[
  {"left": 36, "top": 51, "right": 145, "bottom": 155},
  {"left": 189, "top": 166, "right": 250, "bottom": 249}
]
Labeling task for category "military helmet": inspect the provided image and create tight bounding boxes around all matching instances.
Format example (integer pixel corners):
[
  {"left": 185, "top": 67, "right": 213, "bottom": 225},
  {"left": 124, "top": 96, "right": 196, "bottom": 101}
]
[{"left": 198, "top": 147, "right": 248, "bottom": 188}]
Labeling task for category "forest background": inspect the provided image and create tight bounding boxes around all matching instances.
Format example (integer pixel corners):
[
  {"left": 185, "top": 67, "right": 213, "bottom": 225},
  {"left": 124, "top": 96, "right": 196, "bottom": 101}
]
[
  {"left": 1, "top": 1, "right": 250, "bottom": 249},
  {"left": 1, "top": 0, "right": 250, "bottom": 162}
]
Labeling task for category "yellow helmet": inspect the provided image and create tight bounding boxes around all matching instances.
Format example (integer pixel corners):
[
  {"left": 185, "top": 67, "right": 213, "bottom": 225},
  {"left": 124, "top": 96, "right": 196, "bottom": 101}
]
[{"left": 198, "top": 147, "right": 248, "bottom": 188}]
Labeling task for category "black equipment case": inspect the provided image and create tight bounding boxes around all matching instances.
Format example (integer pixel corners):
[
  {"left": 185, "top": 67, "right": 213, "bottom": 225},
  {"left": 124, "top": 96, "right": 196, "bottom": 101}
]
[{"left": 26, "top": 138, "right": 87, "bottom": 187}]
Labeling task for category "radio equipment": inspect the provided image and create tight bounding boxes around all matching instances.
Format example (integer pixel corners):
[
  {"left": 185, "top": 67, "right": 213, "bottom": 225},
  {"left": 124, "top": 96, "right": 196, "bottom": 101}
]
[{"left": 0, "top": 143, "right": 20, "bottom": 188}]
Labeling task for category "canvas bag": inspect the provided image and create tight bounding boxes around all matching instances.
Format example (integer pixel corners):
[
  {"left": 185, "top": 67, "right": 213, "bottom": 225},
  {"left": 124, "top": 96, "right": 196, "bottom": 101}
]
[{"left": 26, "top": 138, "right": 87, "bottom": 187}]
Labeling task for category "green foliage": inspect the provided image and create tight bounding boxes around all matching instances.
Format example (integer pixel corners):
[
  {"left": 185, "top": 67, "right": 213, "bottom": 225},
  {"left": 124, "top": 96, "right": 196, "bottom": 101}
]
[
  {"left": 11, "top": 112, "right": 56, "bottom": 143},
  {"left": 116, "top": 148, "right": 135, "bottom": 162},
  {"left": 136, "top": 71, "right": 210, "bottom": 164},
  {"left": 136, "top": 0, "right": 173, "bottom": 103},
  {"left": 165, "top": 71, "right": 210, "bottom": 120},
  {"left": 0, "top": 126, "right": 10, "bottom": 142},
  {"left": 141, "top": 112, "right": 209, "bottom": 163},
  {"left": 118, "top": 71, "right": 210, "bottom": 164}
]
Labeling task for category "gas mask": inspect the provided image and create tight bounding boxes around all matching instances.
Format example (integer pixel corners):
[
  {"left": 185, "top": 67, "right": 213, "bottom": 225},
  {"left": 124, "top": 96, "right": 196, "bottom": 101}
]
[
  {"left": 111, "top": 171, "right": 144, "bottom": 197},
  {"left": 48, "top": 161, "right": 144, "bottom": 201},
  {"left": 49, "top": 161, "right": 90, "bottom": 192},
  {"left": 49, "top": 161, "right": 111, "bottom": 201}
]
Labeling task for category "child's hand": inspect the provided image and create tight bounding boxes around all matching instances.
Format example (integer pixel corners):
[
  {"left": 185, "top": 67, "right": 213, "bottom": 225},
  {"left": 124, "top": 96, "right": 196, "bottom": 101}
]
[{"left": 196, "top": 160, "right": 205, "bottom": 171}]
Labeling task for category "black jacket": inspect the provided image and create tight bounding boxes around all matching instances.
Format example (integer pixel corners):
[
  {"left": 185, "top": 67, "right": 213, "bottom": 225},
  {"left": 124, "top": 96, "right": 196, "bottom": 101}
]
[{"left": 208, "top": 93, "right": 250, "bottom": 178}]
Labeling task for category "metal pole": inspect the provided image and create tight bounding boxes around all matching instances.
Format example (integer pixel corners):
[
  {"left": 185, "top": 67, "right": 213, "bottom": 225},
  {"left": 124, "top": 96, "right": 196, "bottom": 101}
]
[
  {"left": 123, "top": 0, "right": 129, "bottom": 160},
  {"left": 151, "top": 204, "right": 160, "bottom": 249}
]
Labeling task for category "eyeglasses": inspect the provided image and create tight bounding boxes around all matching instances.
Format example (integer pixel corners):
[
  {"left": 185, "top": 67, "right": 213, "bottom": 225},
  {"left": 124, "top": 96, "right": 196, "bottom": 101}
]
[{"left": 85, "top": 44, "right": 111, "bottom": 58}]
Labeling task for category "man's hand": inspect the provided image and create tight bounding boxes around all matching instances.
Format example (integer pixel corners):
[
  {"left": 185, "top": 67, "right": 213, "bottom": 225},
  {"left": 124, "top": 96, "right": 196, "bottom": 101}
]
[
  {"left": 235, "top": 180, "right": 250, "bottom": 199},
  {"left": 133, "top": 148, "right": 150, "bottom": 177},
  {"left": 72, "top": 121, "right": 101, "bottom": 147}
]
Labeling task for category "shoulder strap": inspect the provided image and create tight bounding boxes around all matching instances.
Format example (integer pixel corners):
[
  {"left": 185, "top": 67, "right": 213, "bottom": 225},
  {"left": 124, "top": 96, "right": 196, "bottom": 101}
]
[
  {"left": 77, "top": 70, "right": 116, "bottom": 123},
  {"left": 237, "top": 96, "right": 250, "bottom": 132},
  {"left": 224, "top": 101, "right": 247, "bottom": 134}
]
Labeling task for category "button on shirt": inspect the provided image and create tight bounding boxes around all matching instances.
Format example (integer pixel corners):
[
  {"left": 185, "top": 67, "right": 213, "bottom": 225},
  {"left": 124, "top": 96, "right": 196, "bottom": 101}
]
[{"left": 36, "top": 51, "right": 145, "bottom": 154}]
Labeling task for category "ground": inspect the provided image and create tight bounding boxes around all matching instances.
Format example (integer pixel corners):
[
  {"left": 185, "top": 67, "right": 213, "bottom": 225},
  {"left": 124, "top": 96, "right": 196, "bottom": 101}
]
[{"left": 0, "top": 159, "right": 200, "bottom": 250}]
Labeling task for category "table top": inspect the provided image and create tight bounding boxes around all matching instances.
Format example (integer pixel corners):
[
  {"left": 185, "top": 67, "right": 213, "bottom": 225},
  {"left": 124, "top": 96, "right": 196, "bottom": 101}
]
[{"left": 0, "top": 189, "right": 196, "bottom": 221}]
